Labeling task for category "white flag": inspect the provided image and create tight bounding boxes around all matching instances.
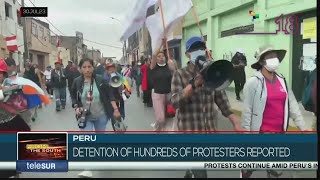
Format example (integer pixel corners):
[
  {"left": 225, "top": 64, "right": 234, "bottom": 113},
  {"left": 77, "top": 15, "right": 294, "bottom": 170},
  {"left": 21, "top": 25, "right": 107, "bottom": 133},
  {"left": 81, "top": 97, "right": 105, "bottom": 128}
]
[
  {"left": 120, "top": 0, "right": 158, "bottom": 42},
  {"left": 146, "top": 0, "right": 193, "bottom": 54}
]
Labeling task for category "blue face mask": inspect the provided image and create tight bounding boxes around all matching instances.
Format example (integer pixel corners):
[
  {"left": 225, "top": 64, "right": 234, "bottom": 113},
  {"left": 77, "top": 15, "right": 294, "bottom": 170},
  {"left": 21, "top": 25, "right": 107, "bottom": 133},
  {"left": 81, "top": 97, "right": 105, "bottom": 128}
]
[{"left": 190, "top": 50, "right": 206, "bottom": 64}]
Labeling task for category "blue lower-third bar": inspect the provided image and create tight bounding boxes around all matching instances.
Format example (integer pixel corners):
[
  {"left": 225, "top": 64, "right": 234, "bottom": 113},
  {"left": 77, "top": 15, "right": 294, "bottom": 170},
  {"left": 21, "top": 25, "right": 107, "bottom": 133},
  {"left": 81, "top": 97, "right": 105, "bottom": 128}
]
[{"left": 16, "top": 160, "right": 68, "bottom": 172}]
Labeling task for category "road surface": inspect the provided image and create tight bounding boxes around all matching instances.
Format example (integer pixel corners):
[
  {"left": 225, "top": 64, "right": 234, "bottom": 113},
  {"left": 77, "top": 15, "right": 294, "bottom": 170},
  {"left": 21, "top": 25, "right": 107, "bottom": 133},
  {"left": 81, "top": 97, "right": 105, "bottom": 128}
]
[{"left": 19, "top": 88, "right": 317, "bottom": 178}]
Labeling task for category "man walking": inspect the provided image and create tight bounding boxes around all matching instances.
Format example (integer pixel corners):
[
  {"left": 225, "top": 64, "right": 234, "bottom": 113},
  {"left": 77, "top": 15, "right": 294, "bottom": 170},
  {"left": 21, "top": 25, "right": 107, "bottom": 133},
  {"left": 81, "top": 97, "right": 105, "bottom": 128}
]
[
  {"left": 51, "top": 61, "right": 67, "bottom": 111},
  {"left": 131, "top": 61, "right": 142, "bottom": 97},
  {"left": 171, "top": 37, "right": 242, "bottom": 178},
  {"left": 231, "top": 49, "right": 247, "bottom": 100},
  {"left": 66, "top": 62, "right": 80, "bottom": 96},
  {"left": 95, "top": 59, "right": 106, "bottom": 76},
  {"left": 44, "top": 65, "right": 53, "bottom": 99}
]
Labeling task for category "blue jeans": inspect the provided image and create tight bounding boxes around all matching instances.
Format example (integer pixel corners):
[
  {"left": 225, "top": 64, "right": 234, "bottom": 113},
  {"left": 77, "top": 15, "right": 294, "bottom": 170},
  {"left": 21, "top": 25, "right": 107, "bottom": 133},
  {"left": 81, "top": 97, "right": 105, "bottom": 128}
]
[
  {"left": 80, "top": 114, "right": 108, "bottom": 131},
  {"left": 53, "top": 87, "right": 66, "bottom": 110}
]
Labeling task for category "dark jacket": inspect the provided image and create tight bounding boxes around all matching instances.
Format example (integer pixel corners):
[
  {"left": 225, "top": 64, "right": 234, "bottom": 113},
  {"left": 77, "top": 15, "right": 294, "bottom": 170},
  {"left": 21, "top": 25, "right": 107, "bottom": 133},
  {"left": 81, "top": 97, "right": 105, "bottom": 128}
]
[
  {"left": 71, "top": 75, "right": 115, "bottom": 118},
  {"left": 66, "top": 67, "right": 81, "bottom": 87},
  {"left": 23, "top": 66, "right": 40, "bottom": 87},
  {"left": 94, "top": 65, "right": 105, "bottom": 76},
  {"left": 51, "top": 69, "right": 67, "bottom": 88},
  {"left": 132, "top": 65, "right": 142, "bottom": 85}
]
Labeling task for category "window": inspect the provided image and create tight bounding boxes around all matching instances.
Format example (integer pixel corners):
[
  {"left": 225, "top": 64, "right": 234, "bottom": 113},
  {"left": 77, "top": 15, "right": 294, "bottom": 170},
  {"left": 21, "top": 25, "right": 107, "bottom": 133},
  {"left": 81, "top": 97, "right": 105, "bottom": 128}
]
[
  {"left": 17, "top": 10, "right": 22, "bottom": 26},
  {"left": 44, "top": 30, "right": 50, "bottom": 41},
  {"left": 32, "top": 22, "right": 37, "bottom": 36},
  {"left": 5, "top": 2, "right": 13, "bottom": 19},
  {"left": 39, "top": 26, "right": 44, "bottom": 40}
]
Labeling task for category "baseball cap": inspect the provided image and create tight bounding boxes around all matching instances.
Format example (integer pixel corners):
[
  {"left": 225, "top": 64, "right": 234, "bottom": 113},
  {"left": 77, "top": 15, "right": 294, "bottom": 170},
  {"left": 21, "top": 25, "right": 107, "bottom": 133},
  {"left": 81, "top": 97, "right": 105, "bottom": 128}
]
[{"left": 185, "top": 36, "right": 205, "bottom": 52}]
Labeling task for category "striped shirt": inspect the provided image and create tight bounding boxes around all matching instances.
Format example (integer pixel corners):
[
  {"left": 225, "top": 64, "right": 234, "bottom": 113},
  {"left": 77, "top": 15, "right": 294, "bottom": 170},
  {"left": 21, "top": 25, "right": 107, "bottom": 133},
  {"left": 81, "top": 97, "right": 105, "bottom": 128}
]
[{"left": 171, "top": 63, "right": 233, "bottom": 131}]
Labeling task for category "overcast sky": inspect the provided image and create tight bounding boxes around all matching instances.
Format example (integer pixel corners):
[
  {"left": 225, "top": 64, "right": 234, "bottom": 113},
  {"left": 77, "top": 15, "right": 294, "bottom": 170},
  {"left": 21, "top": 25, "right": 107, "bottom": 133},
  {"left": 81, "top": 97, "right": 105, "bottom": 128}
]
[{"left": 22, "top": 0, "right": 137, "bottom": 60}]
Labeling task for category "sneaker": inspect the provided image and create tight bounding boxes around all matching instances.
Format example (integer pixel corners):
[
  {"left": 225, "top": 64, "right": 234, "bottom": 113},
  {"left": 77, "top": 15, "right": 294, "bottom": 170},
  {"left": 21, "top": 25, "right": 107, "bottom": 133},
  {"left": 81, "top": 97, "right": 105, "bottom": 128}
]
[
  {"left": 62, "top": 106, "right": 65, "bottom": 110},
  {"left": 50, "top": 95, "right": 54, "bottom": 99},
  {"left": 78, "top": 170, "right": 93, "bottom": 178},
  {"left": 236, "top": 97, "right": 241, "bottom": 101}
]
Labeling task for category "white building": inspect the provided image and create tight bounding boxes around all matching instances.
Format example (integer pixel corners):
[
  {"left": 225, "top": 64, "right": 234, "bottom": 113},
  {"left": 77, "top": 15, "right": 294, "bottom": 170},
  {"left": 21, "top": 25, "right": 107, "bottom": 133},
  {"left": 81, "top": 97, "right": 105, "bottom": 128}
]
[{"left": 0, "top": 0, "right": 24, "bottom": 70}]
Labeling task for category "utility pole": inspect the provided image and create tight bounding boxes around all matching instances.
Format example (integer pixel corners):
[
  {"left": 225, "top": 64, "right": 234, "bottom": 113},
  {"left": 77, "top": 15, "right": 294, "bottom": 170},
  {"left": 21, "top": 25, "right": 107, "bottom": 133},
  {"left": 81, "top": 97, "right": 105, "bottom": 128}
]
[
  {"left": 91, "top": 46, "right": 94, "bottom": 61},
  {"left": 21, "top": 0, "right": 29, "bottom": 66}
]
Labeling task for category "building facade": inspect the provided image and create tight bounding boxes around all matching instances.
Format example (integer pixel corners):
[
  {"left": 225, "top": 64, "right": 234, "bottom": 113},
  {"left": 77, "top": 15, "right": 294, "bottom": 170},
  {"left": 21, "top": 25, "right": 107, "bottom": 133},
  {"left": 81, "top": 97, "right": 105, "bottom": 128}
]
[
  {"left": 182, "top": 0, "right": 317, "bottom": 100},
  {"left": 87, "top": 48, "right": 101, "bottom": 63},
  {"left": 49, "top": 45, "right": 71, "bottom": 68},
  {"left": 127, "top": 32, "right": 139, "bottom": 65},
  {"left": 26, "top": 18, "right": 51, "bottom": 71},
  {"left": 0, "top": 0, "right": 24, "bottom": 69},
  {"left": 51, "top": 31, "right": 84, "bottom": 65},
  {"left": 82, "top": 43, "right": 88, "bottom": 59}
]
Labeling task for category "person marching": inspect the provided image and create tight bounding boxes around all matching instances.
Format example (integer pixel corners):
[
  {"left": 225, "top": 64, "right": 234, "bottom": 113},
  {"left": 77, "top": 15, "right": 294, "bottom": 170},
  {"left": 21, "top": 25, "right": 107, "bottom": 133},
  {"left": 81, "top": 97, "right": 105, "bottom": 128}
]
[
  {"left": 0, "top": 58, "right": 30, "bottom": 178},
  {"left": 71, "top": 58, "right": 121, "bottom": 178},
  {"left": 44, "top": 65, "right": 54, "bottom": 99},
  {"left": 51, "top": 61, "right": 67, "bottom": 111},
  {"left": 149, "top": 43, "right": 177, "bottom": 131},
  {"left": 3, "top": 58, "right": 34, "bottom": 128},
  {"left": 104, "top": 62, "right": 127, "bottom": 120},
  {"left": 140, "top": 57, "right": 153, "bottom": 107},
  {"left": 171, "top": 37, "right": 242, "bottom": 178},
  {"left": 131, "top": 61, "right": 142, "bottom": 98},
  {"left": 241, "top": 45, "right": 308, "bottom": 178},
  {"left": 231, "top": 49, "right": 247, "bottom": 101}
]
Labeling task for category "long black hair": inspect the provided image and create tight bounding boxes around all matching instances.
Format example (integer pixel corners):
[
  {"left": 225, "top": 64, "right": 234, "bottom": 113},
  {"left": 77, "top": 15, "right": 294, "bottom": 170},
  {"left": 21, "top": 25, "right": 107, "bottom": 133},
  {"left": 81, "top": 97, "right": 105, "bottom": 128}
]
[
  {"left": 79, "top": 58, "right": 94, "bottom": 68},
  {"left": 78, "top": 58, "right": 95, "bottom": 83}
]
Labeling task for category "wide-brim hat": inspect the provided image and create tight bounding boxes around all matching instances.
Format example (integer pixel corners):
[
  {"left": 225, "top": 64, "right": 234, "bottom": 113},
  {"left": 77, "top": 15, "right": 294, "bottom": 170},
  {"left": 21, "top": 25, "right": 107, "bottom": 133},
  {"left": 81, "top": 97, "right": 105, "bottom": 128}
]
[
  {"left": 251, "top": 45, "right": 286, "bottom": 69},
  {"left": 54, "top": 61, "right": 62, "bottom": 65}
]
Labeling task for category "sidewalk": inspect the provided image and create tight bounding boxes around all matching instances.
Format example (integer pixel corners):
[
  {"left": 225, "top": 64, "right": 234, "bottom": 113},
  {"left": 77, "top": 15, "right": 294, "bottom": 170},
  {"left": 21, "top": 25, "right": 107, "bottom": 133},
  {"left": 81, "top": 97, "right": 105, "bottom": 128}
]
[{"left": 225, "top": 89, "right": 315, "bottom": 130}]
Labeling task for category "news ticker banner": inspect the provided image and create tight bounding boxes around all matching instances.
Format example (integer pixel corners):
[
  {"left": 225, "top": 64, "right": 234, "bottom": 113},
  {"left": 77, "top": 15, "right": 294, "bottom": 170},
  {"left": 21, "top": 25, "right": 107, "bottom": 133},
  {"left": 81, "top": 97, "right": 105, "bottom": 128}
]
[
  {"left": 0, "top": 162, "right": 318, "bottom": 171},
  {"left": 0, "top": 133, "right": 317, "bottom": 172}
]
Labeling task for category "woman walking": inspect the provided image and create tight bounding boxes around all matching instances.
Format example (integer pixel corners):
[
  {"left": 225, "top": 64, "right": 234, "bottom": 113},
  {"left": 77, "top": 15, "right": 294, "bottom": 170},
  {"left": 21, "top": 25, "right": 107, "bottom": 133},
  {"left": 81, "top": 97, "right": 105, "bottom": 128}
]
[
  {"left": 140, "top": 57, "right": 153, "bottom": 107},
  {"left": 149, "top": 50, "right": 177, "bottom": 131},
  {"left": 241, "top": 46, "right": 308, "bottom": 178},
  {"left": 71, "top": 58, "right": 121, "bottom": 178}
]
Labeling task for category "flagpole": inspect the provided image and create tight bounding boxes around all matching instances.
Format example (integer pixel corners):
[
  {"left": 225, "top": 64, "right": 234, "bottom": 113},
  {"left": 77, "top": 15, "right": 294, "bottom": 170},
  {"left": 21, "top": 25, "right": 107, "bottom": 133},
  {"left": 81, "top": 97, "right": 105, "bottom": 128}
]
[
  {"left": 158, "top": 0, "right": 171, "bottom": 62},
  {"left": 191, "top": 6, "right": 212, "bottom": 60},
  {"left": 21, "top": 0, "right": 29, "bottom": 66}
]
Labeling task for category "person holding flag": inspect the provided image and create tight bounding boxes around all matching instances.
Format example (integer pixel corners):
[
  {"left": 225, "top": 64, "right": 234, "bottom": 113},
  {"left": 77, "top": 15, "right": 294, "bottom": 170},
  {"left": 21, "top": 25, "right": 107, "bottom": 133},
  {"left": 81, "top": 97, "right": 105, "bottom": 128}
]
[{"left": 149, "top": 39, "right": 177, "bottom": 131}]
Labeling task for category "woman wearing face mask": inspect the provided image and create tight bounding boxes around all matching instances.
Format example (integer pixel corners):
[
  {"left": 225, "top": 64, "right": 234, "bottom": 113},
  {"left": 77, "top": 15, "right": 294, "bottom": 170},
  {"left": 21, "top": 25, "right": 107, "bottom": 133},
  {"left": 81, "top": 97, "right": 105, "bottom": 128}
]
[
  {"left": 240, "top": 46, "right": 308, "bottom": 178},
  {"left": 149, "top": 48, "right": 177, "bottom": 131}
]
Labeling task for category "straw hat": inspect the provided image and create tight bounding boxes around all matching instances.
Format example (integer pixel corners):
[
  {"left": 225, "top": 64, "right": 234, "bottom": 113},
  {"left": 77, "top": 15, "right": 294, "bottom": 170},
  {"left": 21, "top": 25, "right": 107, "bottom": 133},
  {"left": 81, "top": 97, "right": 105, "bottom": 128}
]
[{"left": 251, "top": 45, "right": 286, "bottom": 69}]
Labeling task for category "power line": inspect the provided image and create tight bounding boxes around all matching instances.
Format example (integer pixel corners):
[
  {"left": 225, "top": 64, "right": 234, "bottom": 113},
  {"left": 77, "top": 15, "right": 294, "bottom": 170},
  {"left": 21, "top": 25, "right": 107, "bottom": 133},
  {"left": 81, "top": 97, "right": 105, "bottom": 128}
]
[{"left": 26, "top": 0, "right": 122, "bottom": 49}]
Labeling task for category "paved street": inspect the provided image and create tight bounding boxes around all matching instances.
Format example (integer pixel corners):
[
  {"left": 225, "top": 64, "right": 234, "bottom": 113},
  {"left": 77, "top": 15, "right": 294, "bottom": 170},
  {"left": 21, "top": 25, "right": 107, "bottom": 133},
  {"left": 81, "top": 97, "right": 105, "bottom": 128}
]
[{"left": 19, "top": 88, "right": 316, "bottom": 178}]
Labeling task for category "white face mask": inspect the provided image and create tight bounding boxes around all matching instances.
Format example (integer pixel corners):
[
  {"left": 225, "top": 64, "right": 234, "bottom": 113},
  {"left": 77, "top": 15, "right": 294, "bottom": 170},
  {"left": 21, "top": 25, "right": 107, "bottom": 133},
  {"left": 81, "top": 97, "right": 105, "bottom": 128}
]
[
  {"left": 264, "top": 58, "right": 280, "bottom": 72},
  {"left": 157, "top": 63, "right": 166, "bottom": 67},
  {"left": 190, "top": 50, "right": 206, "bottom": 64}
]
